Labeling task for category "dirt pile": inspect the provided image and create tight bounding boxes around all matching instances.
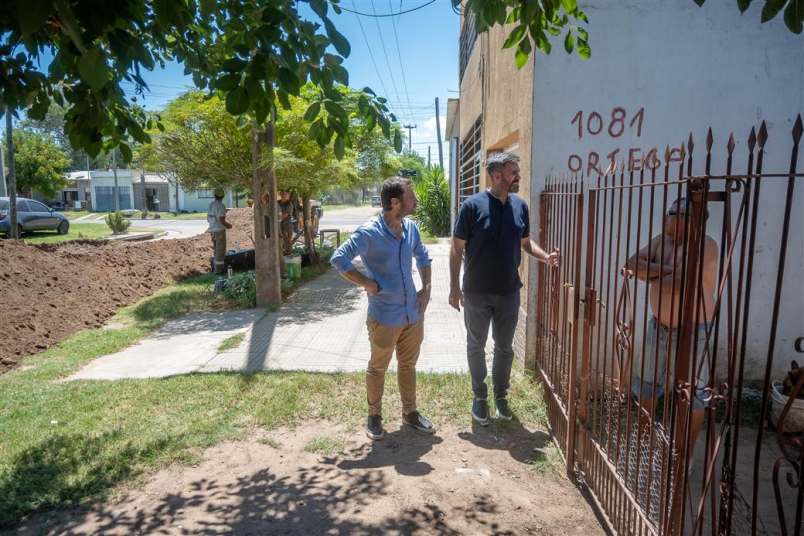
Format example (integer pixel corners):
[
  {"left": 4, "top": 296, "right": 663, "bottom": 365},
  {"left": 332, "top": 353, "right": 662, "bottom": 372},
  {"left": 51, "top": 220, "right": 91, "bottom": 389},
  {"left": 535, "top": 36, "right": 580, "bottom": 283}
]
[{"left": 0, "top": 208, "right": 256, "bottom": 374}]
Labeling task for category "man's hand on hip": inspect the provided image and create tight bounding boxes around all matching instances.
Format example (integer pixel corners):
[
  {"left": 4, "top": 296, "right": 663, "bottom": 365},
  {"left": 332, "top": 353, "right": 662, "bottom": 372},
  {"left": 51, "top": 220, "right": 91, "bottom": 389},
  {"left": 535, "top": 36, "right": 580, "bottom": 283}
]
[
  {"left": 364, "top": 280, "right": 380, "bottom": 296},
  {"left": 449, "top": 285, "right": 464, "bottom": 311}
]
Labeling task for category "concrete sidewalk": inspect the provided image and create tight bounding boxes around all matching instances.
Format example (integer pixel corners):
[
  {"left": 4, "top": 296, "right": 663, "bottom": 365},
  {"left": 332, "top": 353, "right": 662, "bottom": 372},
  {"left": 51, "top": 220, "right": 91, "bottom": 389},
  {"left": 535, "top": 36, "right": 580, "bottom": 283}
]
[{"left": 70, "top": 242, "right": 479, "bottom": 380}]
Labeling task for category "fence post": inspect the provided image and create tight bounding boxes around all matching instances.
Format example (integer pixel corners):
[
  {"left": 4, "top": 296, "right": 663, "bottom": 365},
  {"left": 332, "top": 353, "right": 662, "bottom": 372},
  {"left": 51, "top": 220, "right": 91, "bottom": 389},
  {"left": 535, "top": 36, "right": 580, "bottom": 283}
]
[
  {"left": 668, "top": 177, "right": 708, "bottom": 535},
  {"left": 565, "top": 183, "right": 585, "bottom": 474}
]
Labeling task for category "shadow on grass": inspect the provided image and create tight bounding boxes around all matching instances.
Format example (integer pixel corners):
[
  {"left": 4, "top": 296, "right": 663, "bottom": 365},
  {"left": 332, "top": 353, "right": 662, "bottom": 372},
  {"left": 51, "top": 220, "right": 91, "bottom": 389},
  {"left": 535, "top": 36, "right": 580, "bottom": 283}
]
[{"left": 0, "top": 431, "right": 181, "bottom": 529}]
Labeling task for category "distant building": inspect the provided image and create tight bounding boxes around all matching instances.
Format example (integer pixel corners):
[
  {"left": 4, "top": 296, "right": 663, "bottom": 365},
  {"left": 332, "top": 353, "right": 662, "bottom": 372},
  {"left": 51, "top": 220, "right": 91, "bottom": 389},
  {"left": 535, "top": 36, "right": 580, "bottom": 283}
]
[{"left": 55, "top": 170, "right": 233, "bottom": 212}]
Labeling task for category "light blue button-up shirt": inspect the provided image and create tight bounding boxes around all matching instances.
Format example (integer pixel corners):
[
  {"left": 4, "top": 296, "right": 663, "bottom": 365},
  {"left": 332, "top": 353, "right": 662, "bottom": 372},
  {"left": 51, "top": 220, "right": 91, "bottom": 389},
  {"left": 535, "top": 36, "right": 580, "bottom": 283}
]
[{"left": 330, "top": 215, "right": 432, "bottom": 326}]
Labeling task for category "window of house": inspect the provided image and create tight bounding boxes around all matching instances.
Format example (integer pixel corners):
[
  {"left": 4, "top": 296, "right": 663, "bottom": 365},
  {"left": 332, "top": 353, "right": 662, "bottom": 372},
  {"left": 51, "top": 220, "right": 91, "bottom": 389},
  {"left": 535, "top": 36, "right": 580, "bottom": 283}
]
[
  {"left": 459, "top": 116, "right": 482, "bottom": 206},
  {"left": 459, "top": 9, "right": 477, "bottom": 83}
]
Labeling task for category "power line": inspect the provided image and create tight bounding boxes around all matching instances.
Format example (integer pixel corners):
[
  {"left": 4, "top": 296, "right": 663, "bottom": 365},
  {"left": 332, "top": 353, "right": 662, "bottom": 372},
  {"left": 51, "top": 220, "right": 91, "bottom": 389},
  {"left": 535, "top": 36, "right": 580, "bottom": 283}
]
[
  {"left": 350, "top": 0, "right": 393, "bottom": 112},
  {"left": 389, "top": 0, "right": 414, "bottom": 123},
  {"left": 370, "top": 2, "right": 407, "bottom": 125},
  {"left": 335, "top": 0, "right": 436, "bottom": 17}
]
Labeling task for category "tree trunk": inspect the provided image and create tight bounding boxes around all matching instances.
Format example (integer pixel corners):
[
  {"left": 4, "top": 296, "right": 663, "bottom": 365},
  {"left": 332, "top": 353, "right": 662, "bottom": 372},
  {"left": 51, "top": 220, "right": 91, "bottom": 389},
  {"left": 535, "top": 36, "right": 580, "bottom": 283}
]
[
  {"left": 301, "top": 195, "right": 319, "bottom": 265},
  {"left": 252, "top": 121, "right": 282, "bottom": 308}
]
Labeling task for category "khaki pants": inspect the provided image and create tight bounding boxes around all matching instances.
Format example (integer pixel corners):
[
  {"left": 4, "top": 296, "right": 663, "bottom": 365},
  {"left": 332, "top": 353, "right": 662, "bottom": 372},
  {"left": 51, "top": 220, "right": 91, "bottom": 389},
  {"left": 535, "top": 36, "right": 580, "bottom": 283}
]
[
  {"left": 366, "top": 317, "right": 424, "bottom": 416},
  {"left": 211, "top": 230, "right": 226, "bottom": 274}
]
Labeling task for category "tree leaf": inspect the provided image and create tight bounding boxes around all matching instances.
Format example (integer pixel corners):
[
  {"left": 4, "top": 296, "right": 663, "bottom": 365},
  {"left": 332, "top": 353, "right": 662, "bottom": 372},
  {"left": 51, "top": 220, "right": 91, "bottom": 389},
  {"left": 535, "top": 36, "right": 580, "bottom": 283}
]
[
  {"left": 561, "top": 0, "right": 578, "bottom": 12},
  {"left": 331, "top": 64, "right": 349, "bottom": 85},
  {"left": 215, "top": 73, "right": 241, "bottom": 91},
  {"left": 222, "top": 57, "right": 248, "bottom": 72},
  {"left": 324, "top": 100, "right": 347, "bottom": 120},
  {"left": 692, "top": 0, "right": 706, "bottom": 6},
  {"left": 515, "top": 47, "right": 529, "bottom": 69},
  {"left": 503, "top": 25, "right": 526, "bottom": 49},
  {"left": 334, "top": 135, "right": 345, "bottom": 159},
  {"left": 304, "top": 102, "right": 321, "bottom": 122},
  {"left": 16, "top": 0, "right": 51, "bottom": 35},
  {"left": 119, "top": 142, "right": 133, "bottom": 163},
  {"left": 761, "top": 0, "right": 787, "bottom": 22},
  {"left": 310, "top": 0, "right": 328, "bottom": 18},
  {"left": 784, "top": 0, "right": 803, "bottom": 32},
  {"left": 78, "top": 47, "right": 110, "bottom": 91},
  {"left": 323, "top": 18, "right": 351, "bottom": 57},
  {"left": 577, "top": 38, "right": 591, "bottom": 59},
  {"left": 564, "top": 31, "right": 575, "bottom": 53},
  {"left": 225, "top": 87, "right": 250, "bottom": 115},
  {"left": 737, "top": 0, "right": 752, "bottom": 13}
]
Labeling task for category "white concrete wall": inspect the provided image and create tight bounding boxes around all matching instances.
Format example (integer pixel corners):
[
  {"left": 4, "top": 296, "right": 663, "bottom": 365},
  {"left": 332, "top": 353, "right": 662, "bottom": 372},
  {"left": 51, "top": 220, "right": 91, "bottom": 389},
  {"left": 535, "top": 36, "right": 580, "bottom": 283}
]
[
  {"left": 178, "top": 187, "right": 234, "bottom": 213},
  {"left": 531, "top": 0, "right": 804, "bottom": 381},
  {"left": 90, "top": 171, "right": 135, "bottom": 211}
]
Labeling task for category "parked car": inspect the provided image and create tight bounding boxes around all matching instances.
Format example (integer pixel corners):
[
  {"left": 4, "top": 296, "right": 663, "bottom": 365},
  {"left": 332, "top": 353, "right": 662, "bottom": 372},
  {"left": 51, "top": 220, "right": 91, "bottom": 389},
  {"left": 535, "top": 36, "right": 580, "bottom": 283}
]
[
  {"left": 371, "top": 195, "right": 382, "bottom": 207},
  {"left": 48, "top": 200, "right": 68, "bottom": 211},
  {"left": 0, "top": 197, "right": 70, "bottom": 237}
]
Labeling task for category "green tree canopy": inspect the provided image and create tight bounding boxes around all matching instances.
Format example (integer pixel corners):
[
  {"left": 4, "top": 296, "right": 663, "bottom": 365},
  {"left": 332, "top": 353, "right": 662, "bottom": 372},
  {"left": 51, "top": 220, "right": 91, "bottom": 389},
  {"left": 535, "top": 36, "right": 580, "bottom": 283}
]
[
  {"left": 5, "top": 130, "right": 70, "bottom": 197},
  {"left": 0, "top": 0, "right": 401, "bottom": 161}
]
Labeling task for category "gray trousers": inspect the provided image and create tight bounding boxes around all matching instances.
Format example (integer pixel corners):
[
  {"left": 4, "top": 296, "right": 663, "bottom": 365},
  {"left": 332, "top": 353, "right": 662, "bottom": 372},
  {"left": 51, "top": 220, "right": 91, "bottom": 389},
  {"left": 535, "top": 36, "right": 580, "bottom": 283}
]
[
  {"left": 463, "top": 290, "right": 520, "bottom": 401},
  {"left": 211, "top": 230, "right": 227, "bottom": 274}
]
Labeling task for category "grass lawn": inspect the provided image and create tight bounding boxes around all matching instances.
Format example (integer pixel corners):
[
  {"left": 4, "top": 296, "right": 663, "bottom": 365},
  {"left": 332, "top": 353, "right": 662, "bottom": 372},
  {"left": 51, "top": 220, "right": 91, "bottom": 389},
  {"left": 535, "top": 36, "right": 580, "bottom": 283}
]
[
  {"left": 63, "top": 210, "right": 91, "bottom": 220},
  {"left": 0, "top": 272, "right": 548, "bottom": 528},
  {"left": 22, "top": 224, "right": 160, "bottom": 245}
]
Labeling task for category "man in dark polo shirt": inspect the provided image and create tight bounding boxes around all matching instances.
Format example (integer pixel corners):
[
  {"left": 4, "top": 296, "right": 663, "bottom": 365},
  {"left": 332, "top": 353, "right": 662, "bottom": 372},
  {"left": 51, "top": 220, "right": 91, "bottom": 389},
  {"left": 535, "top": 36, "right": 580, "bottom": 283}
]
[{"left": 449, "top": 152, "right": 559, "bottom": 425}]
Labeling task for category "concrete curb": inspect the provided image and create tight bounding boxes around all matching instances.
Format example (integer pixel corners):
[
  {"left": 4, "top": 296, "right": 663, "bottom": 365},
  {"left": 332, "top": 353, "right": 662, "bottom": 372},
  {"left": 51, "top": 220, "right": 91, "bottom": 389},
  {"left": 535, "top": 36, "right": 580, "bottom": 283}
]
[{"left": 103, "top": 231, "right": 166, "bottom": 242}]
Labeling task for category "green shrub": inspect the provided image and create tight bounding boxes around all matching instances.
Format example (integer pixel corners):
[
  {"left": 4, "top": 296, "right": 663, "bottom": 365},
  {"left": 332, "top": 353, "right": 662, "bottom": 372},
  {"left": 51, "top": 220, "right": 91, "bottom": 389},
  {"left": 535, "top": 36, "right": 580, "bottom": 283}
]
[
  {"left": 414, "top": 166, "right": 450, "bottom": 237},
  {"left": 222, "top": 271, "right": 257, "bottom": 308},
  {"left": 104, "top": 211, "right": 131, "bottom": 234}
]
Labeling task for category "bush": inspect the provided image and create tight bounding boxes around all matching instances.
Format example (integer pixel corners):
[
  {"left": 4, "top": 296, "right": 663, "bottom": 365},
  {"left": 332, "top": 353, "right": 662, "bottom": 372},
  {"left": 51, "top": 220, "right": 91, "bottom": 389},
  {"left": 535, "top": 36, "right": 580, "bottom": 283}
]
[
  {"left": 104, "top": 211, "right": 131, "bottom": 234},
  {"left": 140, "top": 209, "right": 149, "bottom": 219},
  {"left": 222, "top": 271, "right": 257, "bottom": 308},
  {"left": 414, "top": 166, "right": 450, "bottom": 237}
]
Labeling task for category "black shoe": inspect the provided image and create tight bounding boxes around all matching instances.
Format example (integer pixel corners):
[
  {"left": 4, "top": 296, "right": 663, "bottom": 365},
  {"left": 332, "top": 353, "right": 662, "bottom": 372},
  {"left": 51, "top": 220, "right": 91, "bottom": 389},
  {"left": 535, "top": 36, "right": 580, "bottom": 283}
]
[
  {"left": 403, "top": 411, "right": 435, "bottom": 434},
  {"left": 472, "top": 399, "right": 489, "bottom": 426},
  {"left": 366, "top": 415, "right": 385, "bottom": 440},
  {"left": 495, "top": 398, "right": 513, "bottom": 421}
]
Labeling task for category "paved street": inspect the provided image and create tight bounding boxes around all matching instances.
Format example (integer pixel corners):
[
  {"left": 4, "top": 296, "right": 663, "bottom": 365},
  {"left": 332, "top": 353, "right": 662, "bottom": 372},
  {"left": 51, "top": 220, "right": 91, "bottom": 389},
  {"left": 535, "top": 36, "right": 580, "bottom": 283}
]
[
  {"left": 319, "top": 205, "right": 379, "bottom": 232},
  {"left": 69, "top": 242, "right": 481, "bottom": 380}
]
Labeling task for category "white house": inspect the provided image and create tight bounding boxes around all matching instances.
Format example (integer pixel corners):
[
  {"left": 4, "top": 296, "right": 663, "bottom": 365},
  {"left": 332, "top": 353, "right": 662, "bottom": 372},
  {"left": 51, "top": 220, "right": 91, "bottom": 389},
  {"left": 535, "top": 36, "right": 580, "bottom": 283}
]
[{"left": 59, "top": 170, "right": 234, "bottom": 213}]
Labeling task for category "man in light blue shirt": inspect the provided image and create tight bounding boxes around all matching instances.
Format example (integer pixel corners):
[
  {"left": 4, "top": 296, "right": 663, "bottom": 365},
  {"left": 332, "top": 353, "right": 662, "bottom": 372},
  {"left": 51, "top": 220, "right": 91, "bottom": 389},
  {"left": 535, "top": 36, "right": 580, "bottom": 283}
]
[{"left": 331, "top": 177, "right": 434, "bottom": 440}]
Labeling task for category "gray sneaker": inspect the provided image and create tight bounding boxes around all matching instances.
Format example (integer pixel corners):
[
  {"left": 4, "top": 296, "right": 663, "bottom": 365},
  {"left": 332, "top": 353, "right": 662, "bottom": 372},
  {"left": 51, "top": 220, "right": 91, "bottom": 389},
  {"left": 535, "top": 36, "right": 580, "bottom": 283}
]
[
  {"left": 472, "top": 399, "right": 489, "bottom": 426},
  {"left": 495, "top": 398, "right": 513, "bottom": 421},
  {"left": 366, "top": 415, "right": 385, "bottom": 440}
]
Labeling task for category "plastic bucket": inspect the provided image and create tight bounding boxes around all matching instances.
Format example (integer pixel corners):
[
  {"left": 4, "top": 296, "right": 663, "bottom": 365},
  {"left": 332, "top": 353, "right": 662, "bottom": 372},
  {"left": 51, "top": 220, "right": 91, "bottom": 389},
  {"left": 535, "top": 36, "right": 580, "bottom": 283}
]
[{"left": 286, "top": 255, "right": 302, "bottom": 281}]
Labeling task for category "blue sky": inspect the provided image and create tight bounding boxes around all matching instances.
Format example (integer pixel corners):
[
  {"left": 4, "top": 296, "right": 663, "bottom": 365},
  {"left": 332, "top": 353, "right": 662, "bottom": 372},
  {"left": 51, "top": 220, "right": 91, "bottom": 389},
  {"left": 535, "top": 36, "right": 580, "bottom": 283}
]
[{"left": 125, "top": 0, "right": 459, "bottom": 167}]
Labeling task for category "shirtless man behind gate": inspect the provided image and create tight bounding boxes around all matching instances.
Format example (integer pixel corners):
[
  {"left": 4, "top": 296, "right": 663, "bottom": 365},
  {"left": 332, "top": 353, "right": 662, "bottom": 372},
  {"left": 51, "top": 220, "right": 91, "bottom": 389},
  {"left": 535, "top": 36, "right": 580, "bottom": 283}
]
[{"left": 625, "top": 198, "right": 718, "bottom": 447}]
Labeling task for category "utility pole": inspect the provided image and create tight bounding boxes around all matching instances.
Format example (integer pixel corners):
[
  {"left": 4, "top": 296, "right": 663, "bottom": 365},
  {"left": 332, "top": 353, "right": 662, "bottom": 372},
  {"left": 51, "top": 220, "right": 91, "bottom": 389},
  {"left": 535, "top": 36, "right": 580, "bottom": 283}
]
[
  {"left": 5, "top": 110, "right": 18, "bottom": 239},
  {"left": 112, "top": 149, "right": 119, "bottom": 212},
  {"left": 85, "top": 154, "right": 90, "bottom": 210},
  {"left": 0, "top": 143, "right": 6, "bottom": 197},
  {"left": 427, "top": 146, "right": 431, "bottom": 168},
  {"left": 435, "top": 97, "right": 444, "bottom": 170},
  {"left": 403, "top": 123, "right": 416, "bottom": 153}
]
